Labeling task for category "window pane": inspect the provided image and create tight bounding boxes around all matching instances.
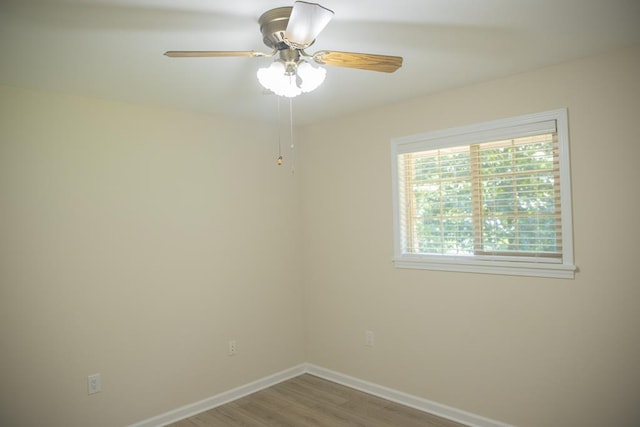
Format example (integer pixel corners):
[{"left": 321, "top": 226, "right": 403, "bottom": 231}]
[
  {"left": 402, "top": 148, "right": 473, "bottom": 255},
  {"left": 476, "top": 134, "right": 560, "bottom": 256},
  {"left": 400, "top": 133, "right": 560, "bottom": 257}
]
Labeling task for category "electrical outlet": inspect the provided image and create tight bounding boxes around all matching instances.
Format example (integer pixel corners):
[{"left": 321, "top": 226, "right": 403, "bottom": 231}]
[
  {"left": 228, "top": 340, "right": 237, "bottom": 356},
  {"left": 88, "top": 373, "right": 101, "bottom": 395},
  {"left": 365, "top": 330, "right": 374, "bottom": 347}
]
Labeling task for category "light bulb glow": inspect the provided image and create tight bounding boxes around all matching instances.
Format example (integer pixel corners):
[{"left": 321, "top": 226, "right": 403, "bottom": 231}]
[{"left": 257, "top": 58, "right": 325, "bottom": 98}]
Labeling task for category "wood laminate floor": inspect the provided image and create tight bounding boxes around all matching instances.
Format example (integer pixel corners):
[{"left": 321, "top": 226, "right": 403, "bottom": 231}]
[{"left": 168, "top": 374, "right": 467, "bottom": 427}]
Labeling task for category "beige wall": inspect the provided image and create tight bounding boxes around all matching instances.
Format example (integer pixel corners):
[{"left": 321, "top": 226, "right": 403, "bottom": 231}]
[
  {"left": 0, "top": 86, "right": 305, "bottom": 426},
  {"left": 299, "top": 45, "right": 640, "bottom": 427}
]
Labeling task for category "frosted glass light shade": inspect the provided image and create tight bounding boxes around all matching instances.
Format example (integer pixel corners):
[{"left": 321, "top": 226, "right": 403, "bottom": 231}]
[
  {"left": 285, "top": 1, "right": 334, "bottom": 49},
  {"left": 296, "top": 61, "right": 326, "bottom": 93},
  {"left": 257, "top": 59, "right": 326, "bottom": 98},
  {"left": 257, "top": 61, "right": 302, "bottom": 98}
]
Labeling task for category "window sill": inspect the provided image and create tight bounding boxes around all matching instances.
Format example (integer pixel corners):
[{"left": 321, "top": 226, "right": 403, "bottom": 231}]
[{"left": 392, "top": 255, "right": 576, "bottom": 279}]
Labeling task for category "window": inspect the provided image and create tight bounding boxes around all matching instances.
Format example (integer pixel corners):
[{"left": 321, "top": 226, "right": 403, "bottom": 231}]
[{"left": 391, "top": 109, "right": 575, "bottom": 278}]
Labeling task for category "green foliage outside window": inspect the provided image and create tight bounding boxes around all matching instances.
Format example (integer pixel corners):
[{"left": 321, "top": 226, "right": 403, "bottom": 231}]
[{"left": 406, "top": 135, "right": 560, "bottom": 257}]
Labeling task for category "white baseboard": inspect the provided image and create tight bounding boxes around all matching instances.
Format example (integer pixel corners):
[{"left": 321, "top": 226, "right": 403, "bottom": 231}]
[
  {"left": 305, "top": 363, "right": 513, "bottom": 427},
  {"left": 128, "top": 364, "right": 306, "bottom": 427},
  {"left": 130, "top": 363, "right": 512, "bottom": 427}
]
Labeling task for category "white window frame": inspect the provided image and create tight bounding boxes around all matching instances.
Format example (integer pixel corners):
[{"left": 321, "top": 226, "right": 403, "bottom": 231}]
[{"left": 391, "top": 109, "right": 576, "bottom": 279}]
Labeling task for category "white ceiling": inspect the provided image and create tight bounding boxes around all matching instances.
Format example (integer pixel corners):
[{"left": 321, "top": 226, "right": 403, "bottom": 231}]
[{"left": 2, "top": 0, "right": 639, "bottom": 126}]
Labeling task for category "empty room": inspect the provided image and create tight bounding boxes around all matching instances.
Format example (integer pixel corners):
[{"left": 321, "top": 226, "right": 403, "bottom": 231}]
[{"left": 1, "top": 1, "right": 639, "bottom": 426}]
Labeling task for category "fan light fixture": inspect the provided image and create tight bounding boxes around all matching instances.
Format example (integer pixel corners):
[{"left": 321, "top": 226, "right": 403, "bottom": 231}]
[
  {"left": 257, "top": 58, "right": 326, "bottom": 98},
  {"left": 165, "top": 1, "right": 404, "bottom": 98}
]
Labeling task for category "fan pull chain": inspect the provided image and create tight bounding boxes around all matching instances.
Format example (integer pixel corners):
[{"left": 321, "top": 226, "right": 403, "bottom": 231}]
[
  {"left": 276, "top": 97, "right": 283, "bottom": 165},
  {"left": 289, "top": 97, "right": 295, "bottom": 175}
]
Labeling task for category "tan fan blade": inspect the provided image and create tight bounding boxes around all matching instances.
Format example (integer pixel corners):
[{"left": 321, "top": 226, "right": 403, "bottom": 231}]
[
  {"left": 312, "top": 50, "right": 403, "bottom": 73},
  {"left": 164, "top": 50, "right": 270, "bottom": 58}
]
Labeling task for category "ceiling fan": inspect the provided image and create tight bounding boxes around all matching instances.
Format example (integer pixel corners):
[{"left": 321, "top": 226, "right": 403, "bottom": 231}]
[{"left": 164, "top": 1, "right": 403, "bottom": 97}]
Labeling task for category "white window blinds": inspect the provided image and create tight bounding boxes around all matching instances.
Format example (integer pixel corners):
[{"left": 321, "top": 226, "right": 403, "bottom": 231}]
[{"left": 399, "top": 132, "right": 560, "bottom": 258}]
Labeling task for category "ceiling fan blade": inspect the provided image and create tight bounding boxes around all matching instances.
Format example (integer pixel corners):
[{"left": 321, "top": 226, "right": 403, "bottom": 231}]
[
  {"left": 164, "top": 50, "right": 269, "bottom": 58},
  {"left": 285, "top": 1, "right": 334, "bottom": 49},
  {"left": 311, "top": 50, "right": 403, "bottom": 73}
]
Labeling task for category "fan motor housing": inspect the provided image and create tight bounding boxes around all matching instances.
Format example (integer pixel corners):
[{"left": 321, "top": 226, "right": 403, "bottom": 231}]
[{"left": 258, "top": 7, "right": 292, "bottom": 50}]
